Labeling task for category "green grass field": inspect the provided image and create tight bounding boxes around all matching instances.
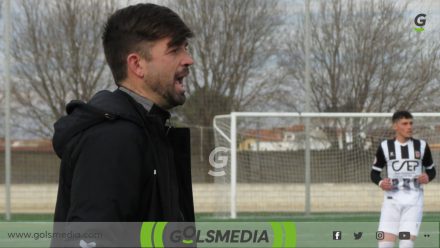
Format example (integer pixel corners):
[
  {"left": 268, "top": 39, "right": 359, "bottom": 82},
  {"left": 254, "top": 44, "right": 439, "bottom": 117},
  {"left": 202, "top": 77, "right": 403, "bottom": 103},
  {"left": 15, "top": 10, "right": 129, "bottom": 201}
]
[
  {"left": 196, "top": 212, "right": 440, "bottom": 222},
  {"left": 2, "top": 212, "right": 440, "bottom": 222}
]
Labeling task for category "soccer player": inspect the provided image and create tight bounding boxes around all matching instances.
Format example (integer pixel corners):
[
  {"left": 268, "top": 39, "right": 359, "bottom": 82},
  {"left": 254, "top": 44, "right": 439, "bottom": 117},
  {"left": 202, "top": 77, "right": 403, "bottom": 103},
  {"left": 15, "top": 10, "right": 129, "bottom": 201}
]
[{"left": 371, "top": 111, "right": 436, "bottom": 248}]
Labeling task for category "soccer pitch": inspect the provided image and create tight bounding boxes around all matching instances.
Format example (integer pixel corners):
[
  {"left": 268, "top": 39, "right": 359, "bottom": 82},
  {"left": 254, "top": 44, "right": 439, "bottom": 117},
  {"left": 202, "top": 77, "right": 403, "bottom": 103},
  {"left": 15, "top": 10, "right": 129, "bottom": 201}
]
[
  {"left": 2, "top": 211, "right": 440, "bottom": 225},
  {"left": 196, "top": 212, "right": 440, "bottom": 222}
]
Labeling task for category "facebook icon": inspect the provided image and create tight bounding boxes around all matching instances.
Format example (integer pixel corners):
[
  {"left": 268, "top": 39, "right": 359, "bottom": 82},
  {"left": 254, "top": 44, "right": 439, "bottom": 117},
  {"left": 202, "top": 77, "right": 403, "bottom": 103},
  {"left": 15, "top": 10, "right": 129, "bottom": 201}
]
[{"left": 333, "top": 231, "right": 342, "bottom": 240}]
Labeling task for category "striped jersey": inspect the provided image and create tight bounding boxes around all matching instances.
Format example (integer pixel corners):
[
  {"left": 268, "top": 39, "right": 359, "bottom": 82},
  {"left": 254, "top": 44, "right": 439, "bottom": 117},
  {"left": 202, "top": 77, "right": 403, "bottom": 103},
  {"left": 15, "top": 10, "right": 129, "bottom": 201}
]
[{"left": 372, "top": 138, "right": 434, "bottom": 194}]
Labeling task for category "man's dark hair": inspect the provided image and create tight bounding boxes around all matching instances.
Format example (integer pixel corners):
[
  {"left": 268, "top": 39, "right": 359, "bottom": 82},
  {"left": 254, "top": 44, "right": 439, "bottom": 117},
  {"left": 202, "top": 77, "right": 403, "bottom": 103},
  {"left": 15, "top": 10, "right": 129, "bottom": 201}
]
[
  {"left": 392, "top": 110, "right": 413, "bottom": 123},
  {"left": 102, "top": 3, "right": 194, "bottom": 85}
]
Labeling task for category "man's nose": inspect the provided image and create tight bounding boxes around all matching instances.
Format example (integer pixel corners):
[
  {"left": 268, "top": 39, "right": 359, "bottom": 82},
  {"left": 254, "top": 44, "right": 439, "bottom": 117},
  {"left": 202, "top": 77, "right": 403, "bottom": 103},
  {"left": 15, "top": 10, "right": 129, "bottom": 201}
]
[{"left": 182, "top": 53, "right": 194, "bottom": 67}]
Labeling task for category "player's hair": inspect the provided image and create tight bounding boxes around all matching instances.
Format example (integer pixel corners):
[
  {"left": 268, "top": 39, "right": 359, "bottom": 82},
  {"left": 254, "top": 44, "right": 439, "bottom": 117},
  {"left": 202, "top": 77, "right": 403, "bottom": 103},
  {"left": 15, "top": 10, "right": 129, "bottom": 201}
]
[
  {"left": 102, "top": 3, "right": 194, "bottom": 85},
  {"left": 392, "top": 110, "right": 413, "bottom": 123}
]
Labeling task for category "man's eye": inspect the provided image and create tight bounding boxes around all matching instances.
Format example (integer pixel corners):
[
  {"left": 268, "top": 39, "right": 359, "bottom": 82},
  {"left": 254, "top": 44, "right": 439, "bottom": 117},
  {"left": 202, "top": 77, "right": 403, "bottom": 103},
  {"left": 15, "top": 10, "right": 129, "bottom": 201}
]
[
  {"left": 169, "top": 45, "right": 188, "bottom": 54},
  {"left": 167, "top": 47, "right": 179, "bottom": 54}
]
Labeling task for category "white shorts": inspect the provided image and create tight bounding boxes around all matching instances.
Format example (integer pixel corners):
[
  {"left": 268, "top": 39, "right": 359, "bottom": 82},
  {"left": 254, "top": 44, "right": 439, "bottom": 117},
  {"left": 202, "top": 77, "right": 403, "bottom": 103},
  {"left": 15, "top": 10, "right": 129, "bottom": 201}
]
[{"left": 378, "top": 194, "right": 423, "bottom": 237}]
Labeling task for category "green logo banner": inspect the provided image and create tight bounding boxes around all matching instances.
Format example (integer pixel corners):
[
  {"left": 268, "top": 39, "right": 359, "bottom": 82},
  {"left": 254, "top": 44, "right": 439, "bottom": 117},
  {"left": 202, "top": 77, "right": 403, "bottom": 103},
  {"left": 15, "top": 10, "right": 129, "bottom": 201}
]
[{"left": 140, "top": 222, "right": 296, "bottom": 248}]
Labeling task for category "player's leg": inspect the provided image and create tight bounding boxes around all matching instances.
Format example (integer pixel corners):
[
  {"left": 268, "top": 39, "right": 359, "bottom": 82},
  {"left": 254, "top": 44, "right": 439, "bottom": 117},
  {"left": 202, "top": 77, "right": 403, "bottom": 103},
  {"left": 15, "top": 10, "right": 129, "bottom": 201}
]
[
  {"left": 378, "top": 232, "right": 397, "bottom": 248},
  {"left": 399, "top": 240, "right": 414, "bottom": 248},
  {"left": 378, "top": 199, "right": 400, "bottom": 248},
  {"left": 398, "top": 199, "right": 423, "bottom": 248}
]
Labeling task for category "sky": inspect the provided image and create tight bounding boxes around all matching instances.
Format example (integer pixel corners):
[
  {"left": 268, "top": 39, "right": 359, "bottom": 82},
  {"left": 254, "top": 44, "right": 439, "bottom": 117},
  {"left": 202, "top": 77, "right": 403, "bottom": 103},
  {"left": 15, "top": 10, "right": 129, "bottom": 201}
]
[{"left": 1, "top": 0, "right": 440, "bottom": 137}]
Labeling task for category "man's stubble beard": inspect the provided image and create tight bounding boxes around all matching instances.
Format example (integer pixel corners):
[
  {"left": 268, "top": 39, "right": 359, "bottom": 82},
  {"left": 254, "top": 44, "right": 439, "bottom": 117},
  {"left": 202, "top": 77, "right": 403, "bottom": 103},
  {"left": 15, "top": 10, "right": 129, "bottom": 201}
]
[{"left": 144, "top": 74, "right": 186, "bottom": 109}]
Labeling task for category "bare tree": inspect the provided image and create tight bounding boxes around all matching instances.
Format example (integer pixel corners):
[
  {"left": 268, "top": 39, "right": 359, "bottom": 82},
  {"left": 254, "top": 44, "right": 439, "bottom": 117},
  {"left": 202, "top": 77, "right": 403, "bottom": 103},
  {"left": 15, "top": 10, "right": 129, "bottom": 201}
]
[
  {"left": 168, "top": 0, "right": 284, "bottom": 126},
  {"left": 279, "top": 0, "right": 440, "bottom": 150},
  {"left": 280, "top": 0, "right": 440, "bottom": 113},
  {"left": 0, "top": 92, "right": 3, "bottom": 137},
  {"left": 12, "top": 0, "right": 116, "bottom": 137}
]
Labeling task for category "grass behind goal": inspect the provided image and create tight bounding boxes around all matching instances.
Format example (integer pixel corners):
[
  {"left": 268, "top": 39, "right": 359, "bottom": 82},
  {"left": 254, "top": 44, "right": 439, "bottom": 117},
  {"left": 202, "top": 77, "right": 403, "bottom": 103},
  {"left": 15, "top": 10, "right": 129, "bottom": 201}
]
[{"left": 3, "top": 212, "right": 440, "bottom": 222}]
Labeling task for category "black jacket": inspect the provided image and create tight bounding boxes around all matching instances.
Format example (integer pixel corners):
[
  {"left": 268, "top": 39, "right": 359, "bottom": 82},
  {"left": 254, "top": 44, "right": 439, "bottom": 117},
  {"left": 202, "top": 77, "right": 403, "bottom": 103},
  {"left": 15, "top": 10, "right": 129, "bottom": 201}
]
[{"left": 52, "top": 89, "right": 195, "bottom": 222}]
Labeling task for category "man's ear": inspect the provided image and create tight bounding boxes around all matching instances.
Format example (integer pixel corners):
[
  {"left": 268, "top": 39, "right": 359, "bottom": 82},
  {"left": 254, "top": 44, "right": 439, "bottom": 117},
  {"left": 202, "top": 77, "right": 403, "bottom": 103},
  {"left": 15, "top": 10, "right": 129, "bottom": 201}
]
[
  {"left": 392, "top": 122, "right": 397, "bottom": 131},
  {"left": 127, "top": 53, "right": 145, "bottom": 78}
]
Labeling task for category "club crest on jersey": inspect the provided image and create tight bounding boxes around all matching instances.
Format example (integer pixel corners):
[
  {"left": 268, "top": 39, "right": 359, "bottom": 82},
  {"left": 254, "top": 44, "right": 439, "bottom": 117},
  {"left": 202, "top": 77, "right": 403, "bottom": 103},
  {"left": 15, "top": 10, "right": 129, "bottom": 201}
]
[{"left": 415, "top": 151, "right": 421, "bottom": 159}]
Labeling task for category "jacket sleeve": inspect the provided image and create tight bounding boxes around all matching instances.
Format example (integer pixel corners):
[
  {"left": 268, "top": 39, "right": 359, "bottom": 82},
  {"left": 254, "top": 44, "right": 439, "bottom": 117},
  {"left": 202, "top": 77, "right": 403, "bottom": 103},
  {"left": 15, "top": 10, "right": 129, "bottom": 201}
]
[
  {"left": 67, "top": 121, "right": 148, "bottom": 222},
  {"left": 371, "top": 144, "right": 386, "bottom": 185},
  {"left": 422, "top": 144, "right": 436, "bottom": 181}
]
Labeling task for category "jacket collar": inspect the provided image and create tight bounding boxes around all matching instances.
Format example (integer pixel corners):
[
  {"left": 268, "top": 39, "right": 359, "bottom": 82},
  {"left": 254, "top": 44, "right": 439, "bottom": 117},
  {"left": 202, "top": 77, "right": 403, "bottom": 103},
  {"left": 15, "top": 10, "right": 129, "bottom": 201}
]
[
  {"left": 116, "top": 88, "right": 171, "bottom": 126},
  {"left": 149, "top": 104, "right": 171, "bottom": 126}
]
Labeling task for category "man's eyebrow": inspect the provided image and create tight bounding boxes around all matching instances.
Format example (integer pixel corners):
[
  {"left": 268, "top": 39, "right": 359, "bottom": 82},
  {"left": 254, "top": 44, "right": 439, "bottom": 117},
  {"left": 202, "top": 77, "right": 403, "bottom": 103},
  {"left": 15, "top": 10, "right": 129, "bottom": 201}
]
[{"left": 168, "top": 40, "right": 188, "bottom": 49}]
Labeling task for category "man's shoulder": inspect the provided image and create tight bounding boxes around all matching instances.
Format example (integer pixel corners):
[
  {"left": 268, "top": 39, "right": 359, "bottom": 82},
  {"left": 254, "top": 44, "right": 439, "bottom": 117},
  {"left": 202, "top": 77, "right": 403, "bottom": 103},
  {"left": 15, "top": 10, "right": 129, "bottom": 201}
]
[
  {"left": 82, "top": 118, "right": 146, "bottom": 144},
  {"left": 378, "top": 139, "right": 393, "bottom": 147},
  {"left": 410, "top": 138, "right": 427, "bottom": 144}
]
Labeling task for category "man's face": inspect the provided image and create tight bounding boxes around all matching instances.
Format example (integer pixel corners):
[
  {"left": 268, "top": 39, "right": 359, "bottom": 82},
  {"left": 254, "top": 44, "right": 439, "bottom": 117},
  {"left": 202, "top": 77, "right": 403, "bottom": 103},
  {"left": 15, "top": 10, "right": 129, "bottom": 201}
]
[
  {"left": 393, "top": 118, "right": 413, "bottom": 140},
  {"left": 141, "top": 37, "right": 193, "bottom": 109}
]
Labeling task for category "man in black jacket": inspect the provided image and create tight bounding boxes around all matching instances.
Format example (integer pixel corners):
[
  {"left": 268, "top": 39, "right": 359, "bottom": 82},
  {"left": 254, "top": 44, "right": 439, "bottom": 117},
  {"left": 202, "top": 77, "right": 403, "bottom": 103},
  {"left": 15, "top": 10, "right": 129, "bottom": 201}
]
[{"left": 52, "top": 2, "right": 195, "bottom": 232}]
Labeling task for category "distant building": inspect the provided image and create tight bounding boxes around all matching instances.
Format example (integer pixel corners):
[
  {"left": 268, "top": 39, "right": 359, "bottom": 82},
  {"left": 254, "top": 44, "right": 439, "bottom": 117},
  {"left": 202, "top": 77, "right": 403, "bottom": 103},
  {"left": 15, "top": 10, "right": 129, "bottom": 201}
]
[
  {"left": 0, "top": 138, "right": 53, "bottom": 152},
  {"left": 238, "top": 125, "right": 331, "bottom": 151}
]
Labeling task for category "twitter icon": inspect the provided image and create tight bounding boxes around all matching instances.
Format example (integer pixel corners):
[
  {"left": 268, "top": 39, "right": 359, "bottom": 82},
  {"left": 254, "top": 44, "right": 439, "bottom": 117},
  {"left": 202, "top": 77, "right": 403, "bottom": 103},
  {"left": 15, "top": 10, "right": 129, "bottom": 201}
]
[{"left": 353, "top": 232, "right": 363, "bottom": 240}]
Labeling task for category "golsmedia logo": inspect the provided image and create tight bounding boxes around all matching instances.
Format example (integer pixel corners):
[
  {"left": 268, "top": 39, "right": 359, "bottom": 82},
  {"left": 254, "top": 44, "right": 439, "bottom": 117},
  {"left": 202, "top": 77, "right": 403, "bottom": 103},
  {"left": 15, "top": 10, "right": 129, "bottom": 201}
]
[
  {"left": 414, "top": 13, "right": 426, "bottom": 32},
  {"left": 140, "top": 222, "right": 296, "bottom": 247},
  {"left": 170, "top": 226, "right": 269, "bottom": 244}
]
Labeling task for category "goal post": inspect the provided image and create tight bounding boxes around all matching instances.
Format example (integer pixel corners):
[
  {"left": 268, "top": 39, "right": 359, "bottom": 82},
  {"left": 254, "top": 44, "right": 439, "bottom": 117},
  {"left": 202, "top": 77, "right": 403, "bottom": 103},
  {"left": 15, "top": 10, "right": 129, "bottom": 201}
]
[{"left": 212, "top": 112, "right": 440, "bottom": 219}]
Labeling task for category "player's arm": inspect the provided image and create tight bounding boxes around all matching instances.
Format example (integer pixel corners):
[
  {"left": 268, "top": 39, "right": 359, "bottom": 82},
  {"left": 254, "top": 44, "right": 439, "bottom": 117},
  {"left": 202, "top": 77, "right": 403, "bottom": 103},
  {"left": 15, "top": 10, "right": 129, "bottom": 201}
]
[
  {"left": 418, "top": 143, "right": 436, "bottom": 184},
  {"left": 370, "top": 144, "right": 392, "bottom": 190}
]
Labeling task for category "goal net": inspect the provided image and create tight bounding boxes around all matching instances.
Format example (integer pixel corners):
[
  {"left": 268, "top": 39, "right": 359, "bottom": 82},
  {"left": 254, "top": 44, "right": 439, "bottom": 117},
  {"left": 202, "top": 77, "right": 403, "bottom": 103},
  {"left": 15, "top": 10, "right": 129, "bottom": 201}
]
[{"left": 212, "top": 113, "right": 440, "bottom": 218}]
